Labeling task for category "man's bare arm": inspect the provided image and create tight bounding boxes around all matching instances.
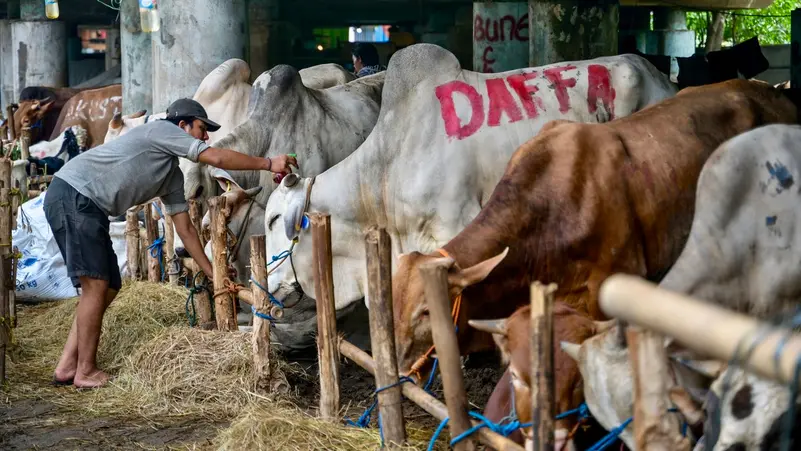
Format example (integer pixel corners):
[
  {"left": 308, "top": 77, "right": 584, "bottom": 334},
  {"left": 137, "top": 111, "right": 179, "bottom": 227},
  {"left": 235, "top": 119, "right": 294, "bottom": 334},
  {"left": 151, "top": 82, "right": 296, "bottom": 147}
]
[{"left": 198, "top": 148, "right": 297, "bottom": 173}]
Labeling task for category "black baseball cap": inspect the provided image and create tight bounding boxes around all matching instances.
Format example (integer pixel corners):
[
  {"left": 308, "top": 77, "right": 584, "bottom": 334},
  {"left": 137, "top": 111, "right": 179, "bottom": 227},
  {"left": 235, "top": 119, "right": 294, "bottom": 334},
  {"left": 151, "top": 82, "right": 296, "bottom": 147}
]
[{"left": 166, "top": 98, "right": 221, "bottom": 132}]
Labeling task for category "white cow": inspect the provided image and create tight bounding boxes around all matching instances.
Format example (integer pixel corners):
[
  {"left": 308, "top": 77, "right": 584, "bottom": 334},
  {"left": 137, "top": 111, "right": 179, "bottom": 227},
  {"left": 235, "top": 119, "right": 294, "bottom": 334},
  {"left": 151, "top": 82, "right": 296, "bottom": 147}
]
[{"left": 263, "top": 43, "right": 678, "bottom": 350}]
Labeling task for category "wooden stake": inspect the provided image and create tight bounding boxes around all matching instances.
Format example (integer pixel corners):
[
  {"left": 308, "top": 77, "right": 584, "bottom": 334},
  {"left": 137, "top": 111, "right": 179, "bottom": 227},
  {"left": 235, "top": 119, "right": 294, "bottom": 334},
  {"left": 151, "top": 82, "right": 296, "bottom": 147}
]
[
  {"left": 187, "top": 259, "right": 215, "bottom": 328},
  {"left": 0, "top": 158, "right": 11, "bottom": 197},
  {"left": 162, "top": 206, "right": 178, "bottom": 284},
  {"left": 0, "top": 186, "right": 10, "bottom": 386},
  {"left": 339, "top": 340, "right": 525, "bottom": 451},
  {"left": 365, "top": 227, "right": 406, "bottom": 447},
  {"left": 628, "top": 327, "right": 690, "bottom": 451},
  {"left": 250, "top": 235, "right": 272, "bottom": 392},
  {"left": 188, "top": 199, "right": 206, "bottom": 247},
  {"left": 5, "top": 105, "right": 15, "bottom": 141},
  {"left": 11, "top": 180, "right": 20, "bottom": 231},
  {"left": 419, "top": 260, "right": 475, "bottom": 451},
  {"left": 209, "top": 195, "right": 237, "bottom": 331},
  {"left": 125, "top": 207, "right": 141, "bottom": 280},
  {"left": 310, "top": 213, "right": 340, "bottom": 422},
  {"left": 19, "top": 128, "right": 30, "bottom": 161},
  {"left": 530, "top": 282, "right": 557, "bottom": 450},
  {"left": 144, "top": 203, "right": 160, "bottom": 282}
]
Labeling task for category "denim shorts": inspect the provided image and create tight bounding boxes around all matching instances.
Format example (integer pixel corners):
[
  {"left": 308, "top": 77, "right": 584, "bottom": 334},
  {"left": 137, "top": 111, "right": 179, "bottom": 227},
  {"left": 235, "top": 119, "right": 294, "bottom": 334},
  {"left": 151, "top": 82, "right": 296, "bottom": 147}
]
[{"left": 43, "top": 177, "right": 122, "bottom": 291}]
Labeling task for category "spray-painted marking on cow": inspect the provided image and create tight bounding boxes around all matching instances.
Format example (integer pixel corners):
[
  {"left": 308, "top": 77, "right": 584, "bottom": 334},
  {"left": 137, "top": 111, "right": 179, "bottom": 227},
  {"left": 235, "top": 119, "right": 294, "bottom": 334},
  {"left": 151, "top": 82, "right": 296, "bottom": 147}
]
[
  {"left": 766, "top": 160, "right": 794, "bottom": 192},
  {"left": 436, "top": 64, "right": 616, "bottom": 140}
]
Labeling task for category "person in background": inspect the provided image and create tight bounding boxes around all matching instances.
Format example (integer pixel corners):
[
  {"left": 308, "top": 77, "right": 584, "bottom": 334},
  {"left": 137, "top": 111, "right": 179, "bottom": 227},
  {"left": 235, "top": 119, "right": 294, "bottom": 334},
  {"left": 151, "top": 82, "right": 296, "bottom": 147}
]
[{"left": 351, "top": 42, "right": 386, "bottom": 78}]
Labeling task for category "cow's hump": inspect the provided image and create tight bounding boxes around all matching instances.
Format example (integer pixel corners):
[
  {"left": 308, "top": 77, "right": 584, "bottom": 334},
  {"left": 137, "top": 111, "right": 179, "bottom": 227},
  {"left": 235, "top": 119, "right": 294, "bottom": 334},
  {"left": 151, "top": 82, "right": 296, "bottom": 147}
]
[
  {"left": 248, "top": 65, "right": 305, "bottom": 117},
  {"left": 382, "top": 44, "right": 461, "bottom": 107}
]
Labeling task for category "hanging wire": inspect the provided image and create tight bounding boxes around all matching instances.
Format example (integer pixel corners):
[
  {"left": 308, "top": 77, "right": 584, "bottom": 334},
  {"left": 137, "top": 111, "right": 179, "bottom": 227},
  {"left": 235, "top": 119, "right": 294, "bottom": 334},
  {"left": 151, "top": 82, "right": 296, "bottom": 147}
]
[{"left": 95, "top": 0, "right": 121, "bottom": 11}]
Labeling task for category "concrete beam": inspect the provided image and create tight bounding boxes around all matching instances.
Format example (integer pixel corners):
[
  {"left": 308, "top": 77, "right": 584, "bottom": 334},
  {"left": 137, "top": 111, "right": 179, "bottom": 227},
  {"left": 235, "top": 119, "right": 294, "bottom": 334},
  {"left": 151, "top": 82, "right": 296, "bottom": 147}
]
[
  {"left": 120, "top": 0, "right": 152, "bottom": 115},
  {"left": 152, "top": 0, "right": 246, "bottom": 112},
  {"left": 529, "top": 0, "right": 619, "bottom": 67},
  {"left": 11, "top": 20, "right": 67, "bottom": 95}
]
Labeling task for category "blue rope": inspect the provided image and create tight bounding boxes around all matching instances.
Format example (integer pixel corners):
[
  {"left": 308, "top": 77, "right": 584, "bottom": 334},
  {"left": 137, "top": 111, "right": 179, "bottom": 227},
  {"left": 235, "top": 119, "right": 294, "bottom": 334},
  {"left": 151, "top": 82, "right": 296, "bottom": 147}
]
[
  {"left": 29, "top": 120, "right": 43, "bottom": 130},
  {"left": 151, "top": 201, "right": 164, "bottom": 219},
  {"left": 268, "top": 249, "right": 292, "bottom": 267},
  {"left": 147, "top": 235, "right": 166, "bottom": 282},
  {"left": 250, "top": 277, "right": 284, "bottom": 309},
  {"left": 251, "top": 304, "right": 277, "bottom": 322},
  {"left": 585, "top": 417, "right": 633, "bottom": 451},
  {"left": 345, "top": 377, "right": 416, "bottom": 429},
  {"left": 555, "top": 403, "right": 590, "bottom": 420},
  {"left": 424, "top": 358, "right": 439, "bottom": 393},
  {"left": 428, "top": 411, "right": 534, "bottom": 451}
]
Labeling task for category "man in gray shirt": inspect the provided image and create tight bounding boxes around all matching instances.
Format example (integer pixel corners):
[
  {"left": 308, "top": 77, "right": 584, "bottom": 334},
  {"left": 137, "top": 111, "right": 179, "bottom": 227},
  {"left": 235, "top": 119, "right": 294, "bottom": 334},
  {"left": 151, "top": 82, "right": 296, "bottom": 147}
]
[{"left": 44, "top": 98, "right": 297, "bottom": 388}]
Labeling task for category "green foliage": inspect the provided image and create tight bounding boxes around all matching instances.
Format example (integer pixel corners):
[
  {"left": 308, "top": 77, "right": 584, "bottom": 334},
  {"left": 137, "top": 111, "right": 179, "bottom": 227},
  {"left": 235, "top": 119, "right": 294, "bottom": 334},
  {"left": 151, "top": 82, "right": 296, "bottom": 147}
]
[{"left": 687, "top": 0, "right": 796, "bottom": 48}]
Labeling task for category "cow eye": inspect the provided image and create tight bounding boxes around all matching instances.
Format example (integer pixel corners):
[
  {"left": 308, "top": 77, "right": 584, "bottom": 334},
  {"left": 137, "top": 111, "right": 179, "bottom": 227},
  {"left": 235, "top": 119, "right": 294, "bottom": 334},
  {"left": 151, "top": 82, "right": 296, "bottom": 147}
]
[{"left": 268, "top": 214, "right": 280, "bottom": 230}]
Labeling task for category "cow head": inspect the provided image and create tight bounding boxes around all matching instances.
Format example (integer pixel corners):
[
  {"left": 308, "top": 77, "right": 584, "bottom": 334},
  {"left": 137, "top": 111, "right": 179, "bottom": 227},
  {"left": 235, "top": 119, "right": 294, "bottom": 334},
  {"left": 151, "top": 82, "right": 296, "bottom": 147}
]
[
  {"left": 103, "top": 110, "right": 160, "bottom": 143},
  {"left": 391, "top": 248, "right": 508, "bottom": 378},
  {"left": 14, "top": 98, "right": 54, "bottom": 142},
  {"left": 561, "top": 322, "right": 718, "bottom": 450},
  {"left": 264, "top": 173, "right": 313, "bottom": 309},
  {"left": 470, "top": 304, "right": 613, "bottom": 451}
]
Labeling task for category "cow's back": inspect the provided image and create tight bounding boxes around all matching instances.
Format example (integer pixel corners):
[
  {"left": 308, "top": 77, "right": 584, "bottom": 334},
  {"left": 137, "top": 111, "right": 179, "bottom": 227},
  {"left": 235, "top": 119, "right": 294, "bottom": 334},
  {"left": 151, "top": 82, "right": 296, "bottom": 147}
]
[
  {"left": 660, "top": 124, "right": 801, "bottom": 318},
  {"left": 50, "top": 84, "right": 122, "bottom": 148}
]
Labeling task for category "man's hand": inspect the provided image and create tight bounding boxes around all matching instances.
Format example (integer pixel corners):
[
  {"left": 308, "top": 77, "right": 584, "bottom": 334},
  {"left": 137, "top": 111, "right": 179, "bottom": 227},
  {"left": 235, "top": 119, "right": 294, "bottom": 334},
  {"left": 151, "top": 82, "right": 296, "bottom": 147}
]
[{"left": 268, "top": 154, "right": 298, "bottom": 174}]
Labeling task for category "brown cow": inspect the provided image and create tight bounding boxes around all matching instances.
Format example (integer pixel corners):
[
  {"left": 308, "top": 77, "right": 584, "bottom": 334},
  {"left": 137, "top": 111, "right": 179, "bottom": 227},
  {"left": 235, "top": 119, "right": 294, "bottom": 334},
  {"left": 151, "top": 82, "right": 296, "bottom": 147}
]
[
  {"left": 391, "top": 79, "right": 801, "bottom": 386},
  {"left": 13, "top": 86, "right": 85, "bottom": 143},
  {"left": 471, "top": 303, "right": 613, "bottom": 451},
  {"left": 49, "top": 84, "right": 122, "bottom": 148}
]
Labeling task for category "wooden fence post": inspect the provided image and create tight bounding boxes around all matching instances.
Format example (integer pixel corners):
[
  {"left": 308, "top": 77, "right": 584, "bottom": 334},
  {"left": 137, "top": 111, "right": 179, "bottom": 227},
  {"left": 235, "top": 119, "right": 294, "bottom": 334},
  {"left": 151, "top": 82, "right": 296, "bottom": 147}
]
[
  {"left": 530, "top": 282, "right": 557, "bottom": 450},
  {"left": 188, "top": 199, "right": 206, "bottom": 247},
  {"left": 0, "top": 185, "right": 11, "bottom": 385},
  {"left": 419, "top": 260, "right": 475, "bottom": 451},
  {"left": 310, "top": 213, "right": 340, "bottom": 422},
  {"left": 19, "top": 128, "right": 30, "bottom": 161},
  {"left": 250, "top": 234, "right": 272, "bottom": 392},
  {"left": 209, "top": 195, "right": 237, "bottom": 331},
  {"left": 162, "top": 206, "right": 178, "bottom": 284},
  {"left": 144, "top": 203, "right": 160, "bottom": 282},
  {"left": 5, "top": 105, "right": 15, "bottom": 141},
  {"left": 125, "top": 206, "right": 141, "bottom": 280},
  {"left": 365, "top": 227, "right": 406, "bottom": 447},
  {"left": 628, "top": 326, "right": 689, "bottom": 451}
]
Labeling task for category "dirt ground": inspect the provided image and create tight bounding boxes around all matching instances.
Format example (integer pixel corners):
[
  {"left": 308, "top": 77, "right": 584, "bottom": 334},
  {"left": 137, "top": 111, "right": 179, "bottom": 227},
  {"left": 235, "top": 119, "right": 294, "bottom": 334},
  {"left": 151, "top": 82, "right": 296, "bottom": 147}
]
[{"left": 1, "top": 342, "right": 505, "bottom": 450}]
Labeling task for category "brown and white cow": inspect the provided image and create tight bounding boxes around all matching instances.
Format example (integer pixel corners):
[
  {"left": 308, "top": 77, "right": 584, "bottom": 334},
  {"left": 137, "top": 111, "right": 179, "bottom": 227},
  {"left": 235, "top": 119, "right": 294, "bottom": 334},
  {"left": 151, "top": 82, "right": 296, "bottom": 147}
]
[
  {"left": 12, "top": 86, "right": 84, "bottom": 143},
  {"left": 470, "top": 303, "right": 613, "bottom": 451},
  {"left": 49, "top": 84, "right": 122, "bottom": 148},
  {"left": 389, "top": 79, "right": 800, "bottom": 389}
]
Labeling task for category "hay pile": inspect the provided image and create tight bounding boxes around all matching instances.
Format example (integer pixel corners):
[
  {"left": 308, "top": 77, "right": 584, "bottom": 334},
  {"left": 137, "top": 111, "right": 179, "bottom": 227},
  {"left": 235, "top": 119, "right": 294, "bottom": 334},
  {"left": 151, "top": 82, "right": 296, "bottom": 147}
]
[{"left": 214, "top": 402, "right": 445, "bottom": 451}]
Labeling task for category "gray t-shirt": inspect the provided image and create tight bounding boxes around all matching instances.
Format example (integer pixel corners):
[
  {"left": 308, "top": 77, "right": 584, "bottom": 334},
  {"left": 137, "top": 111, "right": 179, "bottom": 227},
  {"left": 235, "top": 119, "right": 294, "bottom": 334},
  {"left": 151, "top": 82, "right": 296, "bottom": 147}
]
[{"left": 54, "top": 120, "right": 209, "bottom": 217}]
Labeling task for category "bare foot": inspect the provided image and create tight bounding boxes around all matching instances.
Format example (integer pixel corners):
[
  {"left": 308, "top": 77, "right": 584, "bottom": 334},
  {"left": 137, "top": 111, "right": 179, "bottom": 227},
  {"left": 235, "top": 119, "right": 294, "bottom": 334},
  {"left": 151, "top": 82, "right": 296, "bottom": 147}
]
[
  {"left": 53, "top": 365, "right": 77, "bottom": 383},
  {"left": 73, "top": 369, "right": 111, "bottom": 389}
]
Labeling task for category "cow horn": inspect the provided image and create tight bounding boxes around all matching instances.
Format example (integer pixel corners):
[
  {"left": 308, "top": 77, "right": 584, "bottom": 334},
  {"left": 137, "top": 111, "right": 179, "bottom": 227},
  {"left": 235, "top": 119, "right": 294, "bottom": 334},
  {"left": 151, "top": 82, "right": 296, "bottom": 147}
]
[
  {"left": 594, "top": 319, "right": 616, "bottom": 333},
  {"left": 468, "top": 318, "right": 507, "bottom": 336},
  {"left": 130, "top": 109, "right": 147, "bottom": 119},
  {"left": 110, "top": 112, "right": 123, "bottom": 129},
  {"left": 244, "top": 186, "right": 263, "bottom": 198},
  {"left": 560, "top": 341, "right": 581, "bottom": 361}
]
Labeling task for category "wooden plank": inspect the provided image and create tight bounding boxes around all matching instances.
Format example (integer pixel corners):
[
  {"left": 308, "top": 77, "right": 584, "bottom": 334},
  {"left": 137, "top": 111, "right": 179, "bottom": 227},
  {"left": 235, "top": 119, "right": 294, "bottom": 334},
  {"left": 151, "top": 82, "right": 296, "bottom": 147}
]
[
  {"left": 628, "top": 327, "right": 690, "bottom": 451},
  {"left": 125, "top": 207, "right": 141, "bottom": 280},
  {"left": 144, "top": 203, "right": 160, "bottom": 282},
  {"left": 310, "top": 213, "right": 340, "bottom": 422},
  {"left": 250, "top": 235, "right": 272, "bottom": 392},
  {"left": 530, "top": 282, "right": 557, "bottom": 450},
  {"left": 208, "top": 196, "right": 237, "bottom": 331},
  {"left": 599, "top": 274, "right": 801, "bottom": 389},
  {"left": 365, "top": 227, "right": 406, "bottom": 447},
  {"left": 339, "top": 340, "right": 525, "bottom": 451},
  {"left": 419, "top": 260, "right": 475, "bottom": 451}
]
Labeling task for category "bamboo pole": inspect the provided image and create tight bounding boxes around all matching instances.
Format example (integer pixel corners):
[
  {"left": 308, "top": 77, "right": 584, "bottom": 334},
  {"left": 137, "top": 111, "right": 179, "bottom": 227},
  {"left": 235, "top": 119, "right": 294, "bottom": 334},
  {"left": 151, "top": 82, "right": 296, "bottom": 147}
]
[
  {"left": 310, "top": 213, "right": 340, "bottom": 422},
  {"left": 209, "top": 196, "right": 237, "bottom": 331},
  {"left": 419, "top": 260, "right": 475, "bottom": 451},
  {"left": 628, "top": 327, "right": 690, "bottom": 451},
  {"left": 599, "top": 274, "right": 801, "bottom": 390},
  {"left": 365, "top": 227, "right": 406, "bottom": 447},
  {"left": 125, "top": 207, "right": 141, "bottom": 280},
  {"left": 530, "top": 282, "right": 557, "bottom": 450},
  {"left": 339, "top": 340, "right": 525, "bottom": 451},
  {"left": 250, "top": 235, "right": 272, "bottom": 392},
  {"left": 144, "top": 203, "right": 160, "bottom": 282}
]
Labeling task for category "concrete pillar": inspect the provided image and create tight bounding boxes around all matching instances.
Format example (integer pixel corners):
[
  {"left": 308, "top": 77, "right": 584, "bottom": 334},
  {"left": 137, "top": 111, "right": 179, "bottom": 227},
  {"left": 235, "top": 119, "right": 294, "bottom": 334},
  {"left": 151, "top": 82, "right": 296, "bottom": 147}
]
[
  {"left": 473, "top": 0, "right": 529, "bottom": 72},
  {"left": 120, "top": 0, "right": 152, "bottom": 115},
  {"left": 152, "top": 0, "right": 247, "bottom": 112},
  {"left": 0, "top": 21, "right": 13, "bottom": 110},
  {"left": 248, "top": 0, "right": 276, "bottom": 78},
  {"left": 105, "top": 26, "right": 121, "bottom": 70},
  {"left": 529, "top": 0, "right": 619, "bottom": 67},
  {"left": 648, "top": 7, "right": 695, "bottom": 57},
  {"left": 11, "top": 21, "right": 68, "bottom": 95}
]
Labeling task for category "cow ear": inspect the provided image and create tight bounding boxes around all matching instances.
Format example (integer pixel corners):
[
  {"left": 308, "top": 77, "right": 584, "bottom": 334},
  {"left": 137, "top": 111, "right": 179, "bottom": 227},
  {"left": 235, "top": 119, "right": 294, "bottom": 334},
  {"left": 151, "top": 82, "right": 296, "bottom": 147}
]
[
  {"left": 244, "top": 186, "right": 263, "bottom": 199},
  {"left": 109, "top": 112, "right": 123, "bottom": 130},
  {"left": 209, "top": 168, "right": 242, "bottom": 192},
  {"left": 282, "top": 173, "right": 299, "bottom": 188},
  {"left": 447, "top": 247, "right": 509, "bottom": 289},
  {"left": 561, "top": 341, "right": 581, "bottom": 361}
]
